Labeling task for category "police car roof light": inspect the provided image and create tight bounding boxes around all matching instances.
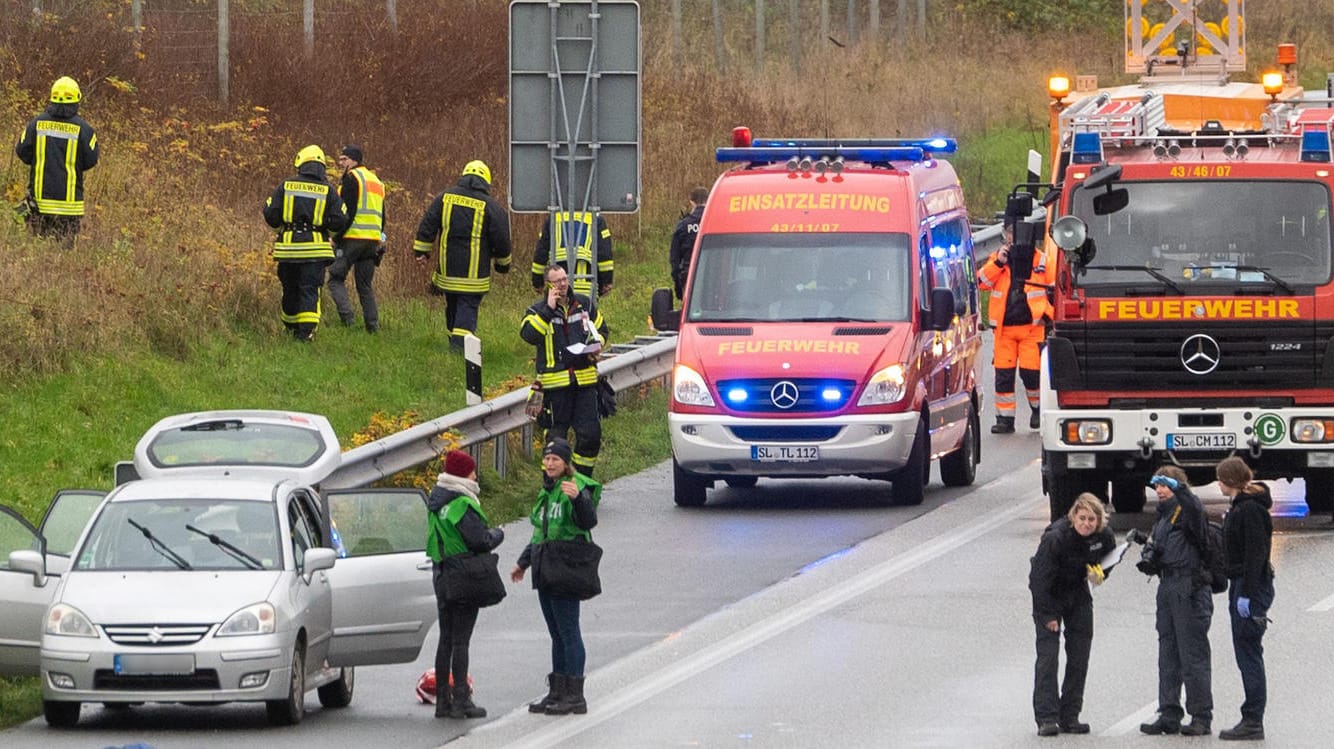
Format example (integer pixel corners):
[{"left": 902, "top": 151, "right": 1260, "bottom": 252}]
[
  {"left": 716, "top": 145, "right": 929, "bottom": 165},
  {"left": 1071, "top": 132, "right": 1104, "bottom": 164},
  {"left": 1300, "top": 129, "right": 1332, "bottom": 162}
]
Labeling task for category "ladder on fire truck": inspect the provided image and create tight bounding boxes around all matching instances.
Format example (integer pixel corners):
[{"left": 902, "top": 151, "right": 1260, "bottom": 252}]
[{"left": 1060, "top": 91, "right": 1167, "bottom": 147}]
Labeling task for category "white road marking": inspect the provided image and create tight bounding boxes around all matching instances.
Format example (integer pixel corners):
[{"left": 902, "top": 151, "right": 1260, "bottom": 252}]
[
  {"left": 1309, "top": 591, "right": 1334, "bottom": 612},
  {"left": 449, "top": 483, "right": 1043, "bottom": 749},
  {"left": 1100, "top": 700, "right": 1160, "bottom": 737}
]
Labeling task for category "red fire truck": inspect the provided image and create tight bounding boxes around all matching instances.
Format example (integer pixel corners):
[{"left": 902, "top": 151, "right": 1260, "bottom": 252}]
[
  {"left": 1040, "top": 0, "right": 1334, "bottom": 518},
  {"left": 668, "top": 130, "right": 982, "bottom": 507}
]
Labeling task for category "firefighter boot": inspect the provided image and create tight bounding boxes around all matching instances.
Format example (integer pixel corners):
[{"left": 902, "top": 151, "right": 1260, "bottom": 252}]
[
  {"left": 545, "top": 675, "right": 587, "bottom": 715},
  {"left": 448, "top": 685, "right": 487, "bottom": 719},
  {"left": 991, "top": 416, "right": 1016, "bottom": 434},
  {"left": 528, "top": 673, "right": 562, "bottom": 713},
  {"left": 1030, "top": 409, "right": 1041, "bottom": 430}
]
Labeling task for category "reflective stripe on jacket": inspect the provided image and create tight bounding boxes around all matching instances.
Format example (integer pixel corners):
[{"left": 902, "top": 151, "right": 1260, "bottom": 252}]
[
  {"left": 520, "top": 293, "right": 607, "bottom": 390},
  {"left": 413, "top": 176, "right": 513, "bottom": 294},
  {"left": 16, "top": 112, "right": 99, "bottom": 216},
  {"left": 264, "top": 177, "right": 346, "bottom": 261},
  {"left": 531, "top": 212, "right": 613, "bottom": 295}
]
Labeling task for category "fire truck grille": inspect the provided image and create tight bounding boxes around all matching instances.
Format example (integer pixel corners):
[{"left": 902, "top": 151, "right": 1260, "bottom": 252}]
[{"left": 1054, "top": 321, "right": 1332, "bottom": 390}]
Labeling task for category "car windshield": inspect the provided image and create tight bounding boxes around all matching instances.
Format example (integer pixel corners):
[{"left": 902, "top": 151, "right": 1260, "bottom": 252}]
[
  {"left": 74, "top": 499, "right": 280, "bottom": 571},
  {"left": 145, "top": 419, "right": 326, "bottom": 469},
  {"left": 686, "top": 233, "right": 912, "bottom": 323},
  {"left": 1070, "top": 179, "right": 1333, "bottom": 292}
]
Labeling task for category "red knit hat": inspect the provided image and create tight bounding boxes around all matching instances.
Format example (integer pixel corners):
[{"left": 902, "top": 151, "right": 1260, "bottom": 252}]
[{"left": 444, "top": 449, "right": 476, "bottom": 478}]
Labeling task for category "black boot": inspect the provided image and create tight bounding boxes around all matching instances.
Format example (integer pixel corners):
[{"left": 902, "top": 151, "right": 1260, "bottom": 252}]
[
  {"left": 1029, "top": 409, "right": 1041, "bottom": 430},
  {"left": 991, "top": 416, "right": 1016, "bottom": 434},
  {"left": 433, "top": 687, "right": 452, "bottom": 719},
  {"left": 1180, "top": 718, "right": 1211, "bottom": 736},
  {"left": 1219, "top": 719, "right": 1264, "bottom": 740},
  {"left": 545, "top": 675, "right": 586, "bottom": 715},
  {"left": 1139, "top": 715, "right": 1182, "bottom": 735},
  {"left": 528, "top": 673, "right": 562, "bottom": 713},
  {"left": 448, "top": 685, "right": 486, "bottom": 719}
]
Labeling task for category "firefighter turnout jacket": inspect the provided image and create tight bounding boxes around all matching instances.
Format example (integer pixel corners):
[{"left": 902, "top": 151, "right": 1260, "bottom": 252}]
[
  {"left": 520, "top": 292, "right": 608, "bottom": 390},
  {"left": 531, "top": 212, "right": 613, "bottom": 296},
  {"left": 338, "top": 165, "right": 385, "bottom": 242},
  {"left": 15, "top": 104, "right": 99, "bottom": 217},
  {"left": 414, "top": 174, "right": 512, "bottom": 294},
  {"left": 263, "top": 162, "right": 348, "bottom": 261}
]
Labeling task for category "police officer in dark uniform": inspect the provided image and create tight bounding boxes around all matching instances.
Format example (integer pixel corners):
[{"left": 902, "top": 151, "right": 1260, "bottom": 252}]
[
  {"left": 15, "top": 76, "right": 99, "bottom": 245},
  {"left": 263, "top": 145, "right": 348, "bottom": 342},
  {"left": 521, "top": 265, "right": 608, "bottom": 477},
  {"left": 669, "top": 186, "right": 707, "bottom": 301},
  {"left": 1139, "top": 466, "right": 1214, "bottom": 737},
  {"left": 414, "top": 160, "right": 512, "bottom": 350},
  {"left": 1029, "top": 493, "right": 1115, "bottom": 736}
]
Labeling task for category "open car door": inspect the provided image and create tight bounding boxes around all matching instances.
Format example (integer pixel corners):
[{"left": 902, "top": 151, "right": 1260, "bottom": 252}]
[
  {"left": 323, "top": 488, "right": 436, "bottom": 666},
  {"left": 0, "top": 491, "right": 104, "bottom": 676}
]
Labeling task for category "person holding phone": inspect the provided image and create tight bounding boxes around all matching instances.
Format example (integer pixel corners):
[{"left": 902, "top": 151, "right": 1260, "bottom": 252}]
[{"left": 520, "top": 265, "right": 608, "bottom": 477}]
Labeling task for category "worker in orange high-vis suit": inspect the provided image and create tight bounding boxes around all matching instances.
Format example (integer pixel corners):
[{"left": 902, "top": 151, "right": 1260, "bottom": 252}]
[{"left": 978, "top": 217, "right": 1055, "bottom": 433}]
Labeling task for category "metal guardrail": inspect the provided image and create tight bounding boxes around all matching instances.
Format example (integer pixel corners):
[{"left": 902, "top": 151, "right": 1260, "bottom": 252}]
[
  {"left": 323, "top": 225, "right": 1004, "bottom": 489},
  {"left": 323, "top": 334, "right": 679, "bottom": 489}
]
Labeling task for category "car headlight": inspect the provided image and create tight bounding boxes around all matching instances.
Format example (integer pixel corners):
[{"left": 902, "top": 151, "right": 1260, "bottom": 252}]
[
  {"left": 673, "top": 364, "right": 715, "bottom": 407},
  {"left": 46, "top": 603, "right": 98, "bottom": 638},
  {"left": 217, "top": 603, "right": 276, "bottom": 637},
  {"left": 857, "top": 364, "right": 906, "bottom": 406}
]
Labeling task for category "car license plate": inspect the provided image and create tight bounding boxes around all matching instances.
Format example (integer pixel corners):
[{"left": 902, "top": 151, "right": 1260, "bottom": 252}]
[
  {"left": 114, "top": 653, "right": 195, "bottom": 675},
  {"left": 751, "top": 445, "right": 819, "bottom": 462},
  {"left": 1166, "top": 432, "right": 1236, "bottom": 450}
]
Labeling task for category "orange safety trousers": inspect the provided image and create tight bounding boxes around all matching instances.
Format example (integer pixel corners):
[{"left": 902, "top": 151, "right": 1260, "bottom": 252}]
[{"left": 992, "top": 322, "right": 1045, "bottom": 417}]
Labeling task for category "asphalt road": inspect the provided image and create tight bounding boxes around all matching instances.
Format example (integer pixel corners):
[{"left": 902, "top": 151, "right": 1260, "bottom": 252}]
[{"left": 5, "top": 357, "right": 1334, "bottom": 747}]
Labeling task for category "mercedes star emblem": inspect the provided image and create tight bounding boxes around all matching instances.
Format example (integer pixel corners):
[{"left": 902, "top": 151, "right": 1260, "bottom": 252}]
[
  {"left": 1180, "top": 334, "right": 1221, "bottom": 375},
  {"left": 770, "top": 380, "right": 800, "bottom": 409}
]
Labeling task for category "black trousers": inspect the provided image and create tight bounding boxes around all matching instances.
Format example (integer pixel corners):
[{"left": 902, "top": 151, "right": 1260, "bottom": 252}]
[
  {"left": 444, "top": 293, "right": 483, "bottom": 348},
  {"left": 544, "top": 384, "right": 601, "bottom": 475},
  {"left": 276, "top": 261, "right": 327, "bottom": 340},
  {"left": 433, "top": 564, "right": 480, "bottom": 695},
  {"left": 1155, "top": 573, "right": 1213, "bottom": 722},
  {"left": 328, "top": 239, "right": 379, "bottom": 330},
  {"left": 1033, "top": 598, "right": 1093, "bottom": 725},
  {"left": 1229, "top": 576, "right": 1273, "bottom": 723}
]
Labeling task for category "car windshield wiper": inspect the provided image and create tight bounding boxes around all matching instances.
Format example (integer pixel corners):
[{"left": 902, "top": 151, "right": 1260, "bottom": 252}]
[
  {"left": 1226, "top": 265, "right": 1296, "bottom": 294},
  {"left": 186, "top": 524, "right": 263, "bottom": 570},
  {"left": 181, "top": 419, "right": 244, "bottom": 432},
  {"left": 1083, "top": 265, "right": 1185, "bottom": 295},
  {"left": 127, "top": 518, "right": 192, "bottom": 570}
]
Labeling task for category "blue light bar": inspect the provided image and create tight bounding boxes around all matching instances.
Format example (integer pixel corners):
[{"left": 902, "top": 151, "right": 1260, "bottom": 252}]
[
  {"left": 1071, "top": 132, "right": 1103, "bottom": 164},
  {"left": 1300, "top": 129, "right": 1332, "bottom": 163},
  {"left": 752, "top": 137, "right": 957, "bottom": 154},
  {"left": 716, "top": 146, "right": 928, "bottom": 164}
]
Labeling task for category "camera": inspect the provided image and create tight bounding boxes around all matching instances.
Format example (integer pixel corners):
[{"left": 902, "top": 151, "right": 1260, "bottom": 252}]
[{"left": 1135, "top": 535, "right": 1162, "bottom": 577}]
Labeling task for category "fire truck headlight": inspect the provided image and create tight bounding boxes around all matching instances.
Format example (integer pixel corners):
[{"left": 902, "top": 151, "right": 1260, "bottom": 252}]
[
  {"left": 1062, "top": 420, "right": 1112, "bottom": 445},
  {"left": 1292, "top": 419, "right": 1334, "bottom": 443},
  {"left": 673, "top": 364, "right": 716, "bottom": 407},
  {"left": 857, "top": 365, "right": 906, "bottom": 406}
]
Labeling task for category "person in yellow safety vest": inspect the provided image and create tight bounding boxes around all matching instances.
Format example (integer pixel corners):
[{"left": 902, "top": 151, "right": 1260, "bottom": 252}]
[
  {"left": 531, "top": 212, "right": 613, "bottom": 298},
  {"left": 977, "top": 218, "right": 1055, "bottom": 433},
  {"left": 15, "top": 76, "right": 99, "bottom": 246},
  {"left": 329, "top": 144, "right": 385, "bottom": 333},
  {"left": 263, "top": 145, "right": 348, "bottom": 342},
  {"left": 414, "top": 160, "right": 513, "bottom": 351}
]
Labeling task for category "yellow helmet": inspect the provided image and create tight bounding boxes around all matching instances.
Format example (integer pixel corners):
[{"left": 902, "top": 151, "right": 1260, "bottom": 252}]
[
  {"left": 462, "top": 160, "right": 491, "bottom": 185},
  {"left": 294, "top": 145, "right": 327, "bottom": 168},
  {"left": 50, "top": 76, "right": 81, "bottom": 104}
]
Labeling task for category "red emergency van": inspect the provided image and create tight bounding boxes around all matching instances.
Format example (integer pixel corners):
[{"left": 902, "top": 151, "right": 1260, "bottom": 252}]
[{"left": 668, "top": 131, "right": 983, "bottom": 506}]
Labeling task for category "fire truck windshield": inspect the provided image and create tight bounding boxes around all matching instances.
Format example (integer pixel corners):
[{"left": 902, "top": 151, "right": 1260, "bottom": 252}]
[
  {"left": 686, "top": 233, "right": 912, "bottom": 323},
  {"left": 1069, "top": 180, "right": 1333, "bottom": 290}
]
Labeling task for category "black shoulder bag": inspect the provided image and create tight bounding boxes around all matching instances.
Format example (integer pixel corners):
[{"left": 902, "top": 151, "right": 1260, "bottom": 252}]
[{"left": 534, "top": 493, "right": 603, "bottom": 601}]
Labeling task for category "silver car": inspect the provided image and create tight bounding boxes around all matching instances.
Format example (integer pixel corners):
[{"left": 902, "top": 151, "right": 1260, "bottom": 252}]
[{"left": 0, "top": 410, "right": 435, "bottom": 727}]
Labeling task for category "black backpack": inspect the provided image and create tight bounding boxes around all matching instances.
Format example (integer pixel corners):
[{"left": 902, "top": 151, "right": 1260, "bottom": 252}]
[{"left": 1199, "top": 519, "right": 1229, "bottom": 594}]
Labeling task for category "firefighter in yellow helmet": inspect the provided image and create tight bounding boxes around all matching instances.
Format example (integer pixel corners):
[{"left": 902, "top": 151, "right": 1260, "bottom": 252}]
[
  {"left": 15, "top": 76, "right": 100, "bottom": 245},
  {"left": 262, "top": 145, "right": 348, "bottom": 341},
  {"left": 414, "top": 160, "right": 513, "bottom": 350}
]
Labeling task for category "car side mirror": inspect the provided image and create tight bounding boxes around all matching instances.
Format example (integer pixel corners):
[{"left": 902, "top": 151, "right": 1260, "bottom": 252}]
[
  {"left": 928, "top": 287, "right": 956, "bottom": 331},
  {"left": 302, "top": 547, "right": 337, "bottom": 581},
  {"left": 9, "top": 550, "right": 48, "bottom": 587}
]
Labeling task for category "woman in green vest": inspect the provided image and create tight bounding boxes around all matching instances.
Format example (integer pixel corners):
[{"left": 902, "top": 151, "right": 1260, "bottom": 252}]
[
  {"left": 427, "top": 450, "right": 504, "bottom": 719},
  {"left": 510, "top": 437, "right": 601, "bottom": 716}
]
